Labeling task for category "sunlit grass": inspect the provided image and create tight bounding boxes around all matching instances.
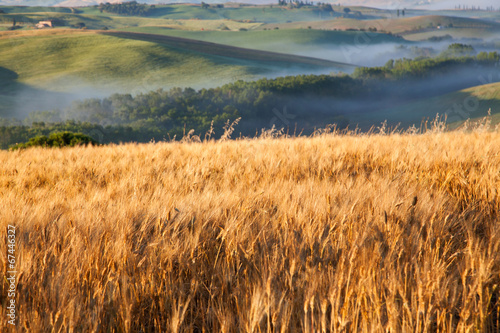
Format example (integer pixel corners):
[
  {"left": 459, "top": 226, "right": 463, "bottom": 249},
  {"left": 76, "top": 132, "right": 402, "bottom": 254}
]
[{"left": 0, "top": 30, "right": 262, "bottom": 96}]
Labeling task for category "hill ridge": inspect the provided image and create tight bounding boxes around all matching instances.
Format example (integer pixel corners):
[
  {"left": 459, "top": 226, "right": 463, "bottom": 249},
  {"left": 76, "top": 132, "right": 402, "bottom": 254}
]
[{"left": 100, "top": 30, "right": 358, "bottom": 69}]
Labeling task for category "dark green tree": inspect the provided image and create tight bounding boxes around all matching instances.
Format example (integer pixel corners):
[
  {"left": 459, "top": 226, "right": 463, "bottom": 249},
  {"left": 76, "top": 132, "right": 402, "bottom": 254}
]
[{"left": 11, "top": 131, "right": 98, "bottom": 150}]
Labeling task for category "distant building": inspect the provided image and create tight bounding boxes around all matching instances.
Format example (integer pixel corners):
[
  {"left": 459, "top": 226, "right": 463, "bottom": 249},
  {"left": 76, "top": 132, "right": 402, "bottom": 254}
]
[{"left": 36, "top": 20, "right": 54, "bottom": 29}]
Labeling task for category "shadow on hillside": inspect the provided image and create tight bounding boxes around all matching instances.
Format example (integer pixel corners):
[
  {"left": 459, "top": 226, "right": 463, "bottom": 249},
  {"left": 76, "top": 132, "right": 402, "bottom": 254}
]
[
  {"left": 349, "top": 90, "right": 500, "bottom": 130},
  {"left": 0, "top": 67, "right": 19, "bottom": 94},
  {"left": 0, "top": 68, "right": 86, "bottom": 119},
  {"left": 146, "top": 6, "right": 176, "bottom": 18},
  {"left": 443, "top": 91, "right": 500, "bottom": 125},
  {"left": 102, "top": 31, "right": 356, "bottom": 72}
]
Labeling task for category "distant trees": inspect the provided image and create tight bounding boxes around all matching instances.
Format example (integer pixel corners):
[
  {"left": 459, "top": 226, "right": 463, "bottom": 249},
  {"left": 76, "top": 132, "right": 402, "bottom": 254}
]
[
  {"left": 278, "top": 0, "right": 301, "bottom": 6},
  {"left": 456, "top": 5, "right": 493, "bottom": 11},
  {"left": 98, "top": 1, "right": 154, "bottom": 16},
  {"left": 201, "top": 3, "right": 224, "bottom": 9},
  {"left": 440, "top": 43, "right": 476, "bottom": 57},
  {"left": 0, "top": 75, "right": 360, "bottom": 148},
  {"left": 427, "top": 34, "right": 453, "bottom": 42},
  {"left": 477, "top": 51, "right": 500, "bottom": 61},
  {"left": 343, "top": 7, "right": 351, "bottom": 14},
  {"left": 7, "top": 17, "right": 22, "bottom": 30},
  {"left": 278, "top": 0, "right": 331, "bottom": 10},
  {"left": 353, "top": 50, "right": 500, "bottom": 80},
  {"left": 318, "top": 3, "right": 334, "bottom": 12}
]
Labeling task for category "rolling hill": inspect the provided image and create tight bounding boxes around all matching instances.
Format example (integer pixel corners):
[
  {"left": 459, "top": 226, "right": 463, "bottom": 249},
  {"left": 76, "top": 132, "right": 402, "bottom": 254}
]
[
  {"left": 0, "top": 4, "right": 379, "bottom": 27},
  {"left": 0, "top": 11, "right": 264, "bottom": 32},
  {"left": 0, "top": 29, "right": 353, "bottom": 118},
  {"left": 119, "top": 27, "right": 406, "bottom": 47},
  {"left": 260, "top": 15, "right": 500, "bottom": 35},
  {"left": 360, "top": 81, "right": 500, "bottom": 128},
  {"left": 101, "top": 30, "right": 355, "bottom": 69},
  {"left": 117, "top": 27, "right": 409, "bottom": 66},
  {"left": 0, "top": 5, "right": 385, "bottom": 31},
  {"left": 2, "top": 2, "right": 500, "bottom": 126}
]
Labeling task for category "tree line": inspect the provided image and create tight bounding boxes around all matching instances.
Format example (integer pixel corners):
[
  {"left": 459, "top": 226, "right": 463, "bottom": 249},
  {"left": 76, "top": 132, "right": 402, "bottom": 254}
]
[
  {"left": 1, "top": 75, "right": 359, "bottom": 149},
  {"left": 98, "top": 1, "right": 155, "bottom": 16},
  {"left": 353, "top": 45, "right": 500, "bottom": 80},
  {"left": 2, "top": 49, "right": 500, "bottom": 149}
]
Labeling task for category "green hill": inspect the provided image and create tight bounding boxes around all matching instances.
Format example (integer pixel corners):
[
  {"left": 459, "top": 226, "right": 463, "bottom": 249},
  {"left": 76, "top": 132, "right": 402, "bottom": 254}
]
[
  {"left": 0, "top": 29, "right": 352, "bottom": 118},
  {"left": 103, "top": 30, "right": 356, "bottom": 68},
  {"left": 260, "top": 15, "right": 500, "bottom": 35},
  {"left": 0, "top": 4, "right": 377, "bottom": 30},
  {"left": 120, "top": 27, "right": 405, "bottom": 46},
  {"left": 118, "top": 27, "right": 407, "bottom": 62},
  {"left": 0, "top": 11, "right": 185, "bottom": 30},
  {"left": 0, "top": 31, "right": 253, "bottom": 89},
  {"left": 82, "top": 4, "right": 381, "bottom": 23},
  {"left": 360, "top": 82, "right": 500, "bottom": 129}
]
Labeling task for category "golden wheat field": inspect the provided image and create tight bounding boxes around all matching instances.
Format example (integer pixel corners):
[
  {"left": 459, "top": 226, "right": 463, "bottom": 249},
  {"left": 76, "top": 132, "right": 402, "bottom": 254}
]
[{"left": 1, "top": 130, "right": 500, "bottom": 332}]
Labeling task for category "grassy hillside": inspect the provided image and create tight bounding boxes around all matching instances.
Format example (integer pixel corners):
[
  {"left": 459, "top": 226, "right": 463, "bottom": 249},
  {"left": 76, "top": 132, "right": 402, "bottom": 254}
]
[
  {"left": 104, "top": 30, "right": 357, "bottom": 68},
  {"left": 121, "top": 26, "right": 406, "bottom": 46},
  {"left": 409, "top": 8, "right": 500, "bottom": 21},
  {"left": 0, "top": 11, "right": 258, "bottom": 30},
  {"left": 256, "top": 14, "right": 500, "bottom": 43},
  {"left": 0, "top": 5, "right": 384, "bottom": 31},
  {"left": 373, "top": 82, "right": 500, "bottom": 128},
  {"left": 119, "top": 27, "right": 407, "bottom": 64},
  {"left": 0, "top": 4, "right": 387, "bottom": 29},
  {"left": 260, "top": 15, "right": 500, "bottom": 35},
  {"left": 0, "top": 31, "right": 250, "bottom": 115},
  {"left": 0, "top": 29, "right": 346, "bottom": 118},
  {"left": 81, "top": 4, "right": 349, "bottom": 23},
  {"left": 403, "top": 28, "right": 500, "bottom": 41},
  {"left": 1, "top": 131, "right": 499, "bottom": 331}
]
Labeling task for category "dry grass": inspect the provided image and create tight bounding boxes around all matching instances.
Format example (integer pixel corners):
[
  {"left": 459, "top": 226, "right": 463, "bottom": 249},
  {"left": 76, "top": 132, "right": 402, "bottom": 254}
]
[{"left": 1, "top": 129, "right": 500, "bottom": 332}]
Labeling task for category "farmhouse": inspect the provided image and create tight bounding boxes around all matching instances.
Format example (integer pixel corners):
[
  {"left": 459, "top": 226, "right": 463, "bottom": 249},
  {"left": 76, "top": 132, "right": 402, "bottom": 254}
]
[{"left": 36, "top": 20, "right": 54, "bottom": 29}]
